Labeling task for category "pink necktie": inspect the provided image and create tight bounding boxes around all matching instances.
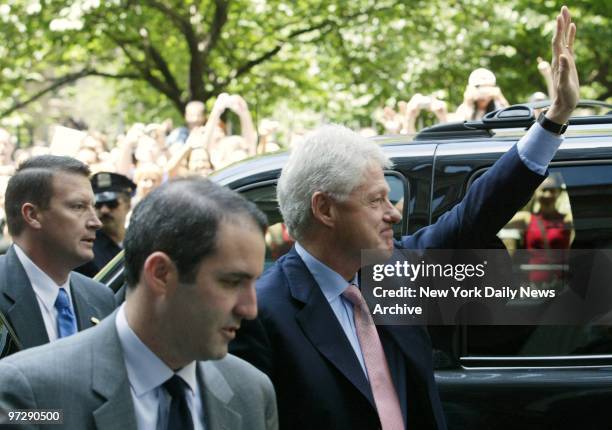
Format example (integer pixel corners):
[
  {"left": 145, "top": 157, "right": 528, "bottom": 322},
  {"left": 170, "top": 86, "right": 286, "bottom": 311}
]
[{"left": 343, "top": 284, "right": 405, "bottom": 430}]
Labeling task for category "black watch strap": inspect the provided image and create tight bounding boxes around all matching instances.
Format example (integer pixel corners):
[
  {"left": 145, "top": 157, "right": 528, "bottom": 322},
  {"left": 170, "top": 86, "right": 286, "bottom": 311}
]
[{"left": 537, "top": 111, "right": 568, "bottom": 135}]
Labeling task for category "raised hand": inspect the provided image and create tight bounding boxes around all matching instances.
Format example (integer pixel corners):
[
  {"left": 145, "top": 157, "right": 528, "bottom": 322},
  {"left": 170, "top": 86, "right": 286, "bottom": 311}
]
[
  {"left": 211, "top": 93, "right": 231, "bottom": 115},
  {"left": 228, "top": 95, "right": 249, "bottom": 116},
  {"left": 547, "top": 5, "right": 579, "bottom": 124}
]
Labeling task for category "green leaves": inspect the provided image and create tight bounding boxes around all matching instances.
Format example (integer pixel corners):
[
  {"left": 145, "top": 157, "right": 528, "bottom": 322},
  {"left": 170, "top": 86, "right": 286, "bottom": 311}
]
[{"left": 0, "top": 0, "right": 609, "bottom": 132}]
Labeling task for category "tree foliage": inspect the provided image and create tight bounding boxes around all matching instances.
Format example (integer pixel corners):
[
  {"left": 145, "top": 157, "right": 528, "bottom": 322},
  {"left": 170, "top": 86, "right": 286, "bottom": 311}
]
[{"left": 0, "top": 0, "right": 609, "bottom": 129}]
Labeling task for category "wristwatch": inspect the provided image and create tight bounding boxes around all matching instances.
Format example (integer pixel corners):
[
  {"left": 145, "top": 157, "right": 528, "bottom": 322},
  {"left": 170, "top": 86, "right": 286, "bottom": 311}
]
[{"left": 537, "top": 111, "right": 569, "bottom": 135}]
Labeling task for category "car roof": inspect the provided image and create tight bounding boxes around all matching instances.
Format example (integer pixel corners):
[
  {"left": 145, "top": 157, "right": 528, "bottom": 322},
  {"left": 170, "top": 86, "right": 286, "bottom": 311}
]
[{"left": 211, "top": 101, "right": 612, "bottom": 187}]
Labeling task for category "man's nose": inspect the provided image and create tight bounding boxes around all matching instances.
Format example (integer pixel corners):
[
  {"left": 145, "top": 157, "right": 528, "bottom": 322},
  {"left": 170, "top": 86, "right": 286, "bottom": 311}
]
[
  {"left": 385, "top": 200, "right": 402, "bottom": 224},
  {"left": 235, "top": 283, "right": 258, "bottom": 320},
  {"left": 88, "top": 209, "right": 103, "bottom": 230}
]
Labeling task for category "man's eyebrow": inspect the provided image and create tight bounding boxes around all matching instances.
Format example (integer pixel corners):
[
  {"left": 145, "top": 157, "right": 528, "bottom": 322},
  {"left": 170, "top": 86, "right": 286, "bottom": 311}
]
[
  {"left": 67, "top": 196, "right": 94, "bottom": 204},
  {"left": 368, "top": 186, "right": 390, "bottom": 196},
  {"left": 216, "top": 271, "right": 255, "bottom": 280}
]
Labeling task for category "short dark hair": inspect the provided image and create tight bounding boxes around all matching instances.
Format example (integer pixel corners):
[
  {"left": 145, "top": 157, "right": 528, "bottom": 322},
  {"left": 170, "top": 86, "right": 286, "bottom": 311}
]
[
  {"left": 5, "top": 155, "right": 91, "bottom": 236},
  {"left": 124, "top": 177, "right": 267, "bottom": 288}
]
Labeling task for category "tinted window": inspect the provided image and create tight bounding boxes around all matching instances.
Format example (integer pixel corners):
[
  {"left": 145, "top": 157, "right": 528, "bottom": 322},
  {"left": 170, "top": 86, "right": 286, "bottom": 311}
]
[{"left": 466, "top": 164, "right": 612, "bottom": 357}]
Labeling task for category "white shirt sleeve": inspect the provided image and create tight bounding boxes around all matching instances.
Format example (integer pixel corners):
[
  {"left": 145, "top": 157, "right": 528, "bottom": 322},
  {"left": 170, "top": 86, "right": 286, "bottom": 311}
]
[{"left": 516, "top": 122, "right": 564, "bottom": 175}]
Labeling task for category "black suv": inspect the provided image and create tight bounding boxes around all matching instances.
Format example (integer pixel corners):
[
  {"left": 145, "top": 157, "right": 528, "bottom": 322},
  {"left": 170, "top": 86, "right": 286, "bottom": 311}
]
[
  {"left": 4, "top": 101, "right": 612, "bottom": 429},
  {"left": 207, "top": 101, "right": 612, "bottom": 429}
]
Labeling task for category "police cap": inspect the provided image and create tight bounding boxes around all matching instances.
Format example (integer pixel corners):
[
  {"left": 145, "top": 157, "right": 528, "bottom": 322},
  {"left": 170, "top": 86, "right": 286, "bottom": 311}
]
[{"left": 91, "top": 172, "right": 136, "bottom": 203}]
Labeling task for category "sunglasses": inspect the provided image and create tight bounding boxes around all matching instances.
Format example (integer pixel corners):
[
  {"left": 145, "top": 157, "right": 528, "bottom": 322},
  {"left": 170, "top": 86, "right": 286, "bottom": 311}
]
[{"left": 95, "top": 200, "right": 119, "bottom": 210}]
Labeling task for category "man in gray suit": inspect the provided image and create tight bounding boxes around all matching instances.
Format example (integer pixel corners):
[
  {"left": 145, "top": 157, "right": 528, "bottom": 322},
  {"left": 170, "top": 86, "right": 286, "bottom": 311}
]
[
  {"left": 0, "top": 155, "right": 115, "bottom": 354},
  {"left": 0, "top": 177, "right": 278, "bottom": 430}
]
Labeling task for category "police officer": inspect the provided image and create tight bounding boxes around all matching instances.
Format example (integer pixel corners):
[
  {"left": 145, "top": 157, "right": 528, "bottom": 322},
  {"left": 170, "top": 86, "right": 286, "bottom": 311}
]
[{"left": 76, "top": 172, "right": 136, "bottom": 277}]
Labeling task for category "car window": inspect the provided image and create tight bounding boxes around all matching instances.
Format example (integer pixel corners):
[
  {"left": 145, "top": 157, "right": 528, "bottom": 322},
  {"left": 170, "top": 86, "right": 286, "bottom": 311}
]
[
  {"left": 465, "top": 164, "right": 612, "bottom": 357},
  {"left": 239, "top": 172, "right": 409, "bottom": 269}
]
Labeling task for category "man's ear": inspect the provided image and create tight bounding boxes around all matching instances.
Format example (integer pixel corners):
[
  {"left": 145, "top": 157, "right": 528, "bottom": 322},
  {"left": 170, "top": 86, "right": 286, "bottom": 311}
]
[
  {"left": 142, "top": 252, "right": 179, "bottom": 297},
  {"left": 21, "top": 203, "right": 42, "bottom": 230},
  {"left": 311, "top": 191, "right": 336, "bottom": 228}
]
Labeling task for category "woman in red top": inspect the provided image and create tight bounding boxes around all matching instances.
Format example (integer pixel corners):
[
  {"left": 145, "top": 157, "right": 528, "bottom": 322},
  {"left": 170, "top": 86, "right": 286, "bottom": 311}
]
[{"left": 505, "top": 175, "right": 573, "bottom": 284}]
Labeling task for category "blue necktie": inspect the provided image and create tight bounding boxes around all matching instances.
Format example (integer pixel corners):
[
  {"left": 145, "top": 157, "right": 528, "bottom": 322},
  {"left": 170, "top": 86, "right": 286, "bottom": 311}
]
[{"left": 54, "top": 288, "right": 77, "bottom": 338}]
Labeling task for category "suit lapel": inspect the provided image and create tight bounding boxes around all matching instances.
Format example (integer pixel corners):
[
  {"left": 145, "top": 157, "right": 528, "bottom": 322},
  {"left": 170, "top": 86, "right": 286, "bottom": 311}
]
[
  {"left": 91, "top": 312, "right": 137, "bottom": 430},
  {"left": 382, "top": 325, "right": 438, "bottom": 427},
  {"left": 284, "top": 249, "right": 375, "bottom": 407},
  {"left": 382, "top": 325, "right": 429, "bottom": 375},
  {"left": 71, "top": 278, "right": 100, "bottom": 331},
  {"left": 199, "top": 361, "right": 241, "bottom": 430},
  {"left": 2, "top": 247, "right": 49, "bottom": 348}
]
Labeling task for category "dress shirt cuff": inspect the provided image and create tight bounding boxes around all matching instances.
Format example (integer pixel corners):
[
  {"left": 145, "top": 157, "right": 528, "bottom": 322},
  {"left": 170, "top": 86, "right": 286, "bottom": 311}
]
[{"left": 516, "top": 122, "right": 563, "bottom": 175}]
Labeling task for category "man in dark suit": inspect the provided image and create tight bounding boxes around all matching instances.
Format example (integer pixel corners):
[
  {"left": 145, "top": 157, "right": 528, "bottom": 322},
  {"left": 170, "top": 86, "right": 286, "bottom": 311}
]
[
  {"left": 76, "top": 172, "right": 136, "bottom": 277},
  {"left": 0, "top": 155, "right": 115, "bottom": 353},
  {"left": 0, "top": 178, "right": 278, "bottom": 430},
  {"left": 230, "top": 7, "right": 579, "bottom": 429}
]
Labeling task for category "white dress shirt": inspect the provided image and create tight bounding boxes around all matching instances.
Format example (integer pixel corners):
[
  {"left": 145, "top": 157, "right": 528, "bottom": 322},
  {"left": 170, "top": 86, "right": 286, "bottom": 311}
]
[
  {"left": 115, "top": 304, "right": 206, "bottom": 430},
  {"left": 13, "top": 244, "right": 73, "bottom": 342}
]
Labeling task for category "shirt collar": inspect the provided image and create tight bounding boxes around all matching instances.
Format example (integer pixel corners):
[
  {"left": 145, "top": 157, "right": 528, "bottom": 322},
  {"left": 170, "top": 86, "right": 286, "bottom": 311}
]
[
  {"left": 115, "top": 304, "right": 197, "bottom": 396},
  {"left": 13, "top": 244, "right": 72, "bottom": 310},
  {"left": 176, "top": 362, "right": 198, "bottom": 394},
  {"left": 294, "top": 242, "right": 358, "bottom": 301}
]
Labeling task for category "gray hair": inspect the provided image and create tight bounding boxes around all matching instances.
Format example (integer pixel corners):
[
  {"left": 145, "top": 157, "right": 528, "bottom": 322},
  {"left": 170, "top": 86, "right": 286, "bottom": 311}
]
[{"left": 277, "top": 124, "right": 392, "bottom": 242}]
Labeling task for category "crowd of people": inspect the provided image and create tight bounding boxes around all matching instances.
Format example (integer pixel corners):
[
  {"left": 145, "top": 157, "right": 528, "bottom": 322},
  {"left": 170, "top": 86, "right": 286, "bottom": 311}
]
[
  {"left": 0, "top": 93, "right": 284, "bottom": 247},
  {"left": 375, "top": 58, "right": 556, "bottom": 135},
  {"left": 0, "top": 54, "right": 560, "bottom": 196},
  {"left": 0, "top": 53, "right": 561, "bottom": 234},
  {"left": 0, "top": 55, "right": 557, "bottom": 251},
  {"left": 0, "top": 6, "right": 581, "bottom": 430}
]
